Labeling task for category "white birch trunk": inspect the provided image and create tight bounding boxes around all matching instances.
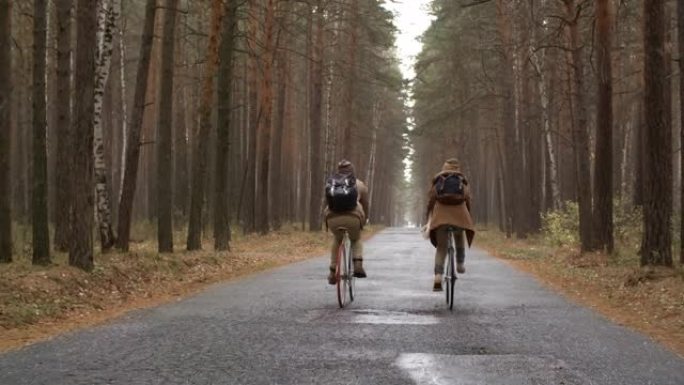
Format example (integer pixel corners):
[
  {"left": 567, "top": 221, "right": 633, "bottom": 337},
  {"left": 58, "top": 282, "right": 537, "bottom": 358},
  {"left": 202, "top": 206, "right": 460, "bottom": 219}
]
[
  {"left": 530, "top": 47, "right": 561, "bottom": 209},
  {"left": 323, "top": 61, "right": 332, "bottom": 172},
  {"left": 324, "top": 11, "right": 339, "bottom": 171},
  {"left": 93, "top": 0, "right": 120, "bottom": 250},
  {"left": 118, "top": 1, "right": 128, "bottom": 197},
  {"left": 366, "top": 99, "right": 380, "bottom": 219}
]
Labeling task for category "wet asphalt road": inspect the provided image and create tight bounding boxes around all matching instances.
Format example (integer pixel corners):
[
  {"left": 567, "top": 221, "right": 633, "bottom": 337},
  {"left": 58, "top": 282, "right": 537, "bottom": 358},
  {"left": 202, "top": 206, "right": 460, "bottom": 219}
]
[{"left": 1, "top": 228, "right": 683, "bottom": 385}]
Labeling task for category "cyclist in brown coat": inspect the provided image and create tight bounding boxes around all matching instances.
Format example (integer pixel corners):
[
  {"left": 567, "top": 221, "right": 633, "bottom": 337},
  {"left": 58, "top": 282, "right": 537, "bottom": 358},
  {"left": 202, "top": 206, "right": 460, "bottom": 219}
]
[
  {"left": 324, "top": 160, "right": 370, "bottom": 284},
  {"left": 426, "top": 158, "right": 475, "bottom": 291}
]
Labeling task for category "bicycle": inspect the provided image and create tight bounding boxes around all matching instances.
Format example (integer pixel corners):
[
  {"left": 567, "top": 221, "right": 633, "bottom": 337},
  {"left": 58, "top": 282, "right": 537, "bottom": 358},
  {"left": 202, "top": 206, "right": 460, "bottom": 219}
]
[
  {"left": 335, "top": 227, "right": 355, "bottom": 308},
  {"left": 444, "top": 226, "right": 458, "bottom": 310}
]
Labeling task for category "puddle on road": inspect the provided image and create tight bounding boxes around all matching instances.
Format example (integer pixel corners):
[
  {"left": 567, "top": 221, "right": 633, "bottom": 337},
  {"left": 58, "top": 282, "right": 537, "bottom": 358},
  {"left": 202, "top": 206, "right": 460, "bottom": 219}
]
[
  {"left": 395, "top": 353, "right": 588, "bottom": 385},
  {"left": 298, "top": 309, "right": 440, "bottom": 325},
  {"left": 351, "top": 309, "right": 439, "bottom": 325}
]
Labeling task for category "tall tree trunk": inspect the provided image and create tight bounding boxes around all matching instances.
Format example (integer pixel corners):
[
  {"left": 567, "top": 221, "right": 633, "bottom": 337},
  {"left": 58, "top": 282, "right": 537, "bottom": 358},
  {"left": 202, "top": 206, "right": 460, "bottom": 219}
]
[
  {"left": 539, "top": 74, "right": 560, "bottom": 211},
  {"left": 187, "top": 0, "right": 224, "bottom": 250},
  {"left": 324, "top": 24, "right": 336, "bottom": 174},
  {"left": 634, "top": 96, "right": 646, "bottom": 206},
  {"left": 565, "top": 0, "right": 593, "bottom": 252},
  {"left": 117, "top": 6, "right": 128, "bottom": 198},
  {"left": 70, "top": 0, "right": 98, "bottom": 270},
  {"left": 53, "top": 0, "right": 72, "bottom": 252},
  {"left": 620, "top": 118, "right": 632, "bottom": 199},
  {"left": 678, "top": 0, "right": 684, "bottom": 264},
  {"left": 174, "top": 17, "right": 188, "bottom": 220},
  {"left": 526, "top": 90, "right": 542, "bottom": 233},
  {"left": 0, "top": 0, "right": 11, "bottom": 263},
  {"left": 366, "top": 99, "right": 380, "bottom": 218},
  {"left": 243, "top": 0, "right": 259, "bottom": 234},
  {"left": 271, "top": 62, "right": 286, "bottom": 231},
  {"left": 496, "top": 0, "right": 517, "bottom": 237},
  {"left": 270, "top": 1, "right": 291, "bottom": 232},
  {"left": 308, "top": 0, "right": 324, "bottom": 232},
  {"left": 174, "top": 84, "right": 188, "bottom": 218},
  {"left": 593, "top": 0, "right": 614, "bottom": 253},
  {"left": 116, "top": 0, "right": 156, "bottom": 251},
  {"left": 343, "top": 0, "right": 358, "bottom": 162},
  {"left": 156, "top": 0, "right": 179, "bottom": 253},
  {"left": 255, "top": 0, "right": 275, "bottom": 235},
  {"left": 33, "top": 0, "right": 50, "bottom": 264},
  {"left": 641, "top": 0, "right": 673, "bottom": 266},
  {"left": 530, "top": 47, "right": 560, "bottom": 229},
  {"left": 514, "top": 15, "right": 530, "bottom": 238},
  {"left": 93, "top": 0, "right": 120, "bottom": 252},
  {"left": 214, "top": 0, "right": 237, "bottom": 251}
]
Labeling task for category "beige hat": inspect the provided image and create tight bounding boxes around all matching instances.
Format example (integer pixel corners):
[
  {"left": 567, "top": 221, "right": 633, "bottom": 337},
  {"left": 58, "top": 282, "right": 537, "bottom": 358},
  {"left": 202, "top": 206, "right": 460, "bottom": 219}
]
[{"left": 441, "top": 158, "right": 461, "bottom": 172}]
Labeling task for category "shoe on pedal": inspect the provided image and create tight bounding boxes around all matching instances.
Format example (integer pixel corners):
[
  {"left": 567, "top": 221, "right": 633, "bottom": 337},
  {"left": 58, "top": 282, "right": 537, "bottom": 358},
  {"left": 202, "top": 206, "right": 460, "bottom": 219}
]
[
  {"left": 327, "top": 268, "right": 337, "bottom": 285},
  {"left": 433, "top": 274, "right": 443, "bottom": 292},
  {"left": 456, "top": 249, "right": 466, "bottom": 274},
  {"left": 457, "top": 263, "right": 466, "bottom": 274},
  {"left": 353, "top": 259, "right": 367, "bottom": 278}
]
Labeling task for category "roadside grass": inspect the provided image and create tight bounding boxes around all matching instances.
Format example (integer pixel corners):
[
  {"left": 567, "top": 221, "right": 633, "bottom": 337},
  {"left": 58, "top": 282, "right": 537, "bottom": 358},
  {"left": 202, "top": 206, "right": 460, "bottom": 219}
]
[
  {"left": 0, "top": 224, "right": 383, "bottom": 352},
  {"left": 477, "top": 227, "right": 684, "bottom": 357}
]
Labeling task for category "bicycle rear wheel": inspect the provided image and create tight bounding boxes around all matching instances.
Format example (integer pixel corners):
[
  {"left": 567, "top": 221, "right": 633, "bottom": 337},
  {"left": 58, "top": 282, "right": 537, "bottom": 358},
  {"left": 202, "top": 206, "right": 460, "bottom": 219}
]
[
  {"left": 447, "top": 251, "right": 455, "bottom": 310},
  {"left": 444, "top": 247, "right": 451, "bottom": 306},
  {"left": 336, "top": 239, "right": 349, "bottom": 308}
]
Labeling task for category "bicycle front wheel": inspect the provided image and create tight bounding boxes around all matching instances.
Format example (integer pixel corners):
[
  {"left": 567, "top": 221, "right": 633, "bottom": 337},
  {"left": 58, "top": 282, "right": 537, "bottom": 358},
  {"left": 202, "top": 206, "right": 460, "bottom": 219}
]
[
  {"left": 336, "top": 241, "right": 349, "bottom": 308},
  {"left": 346, "top": 236, "right": 354, "bottom": 302}
]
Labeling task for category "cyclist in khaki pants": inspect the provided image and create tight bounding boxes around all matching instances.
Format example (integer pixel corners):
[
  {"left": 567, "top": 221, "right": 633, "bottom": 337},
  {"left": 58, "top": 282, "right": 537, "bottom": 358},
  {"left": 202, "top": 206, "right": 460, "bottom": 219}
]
[
  {"left": 324, "top": 160, "right": 370, "bottom": 285},
  {"left": 426, "top": 158, "right": 475, "bottom": 291}
]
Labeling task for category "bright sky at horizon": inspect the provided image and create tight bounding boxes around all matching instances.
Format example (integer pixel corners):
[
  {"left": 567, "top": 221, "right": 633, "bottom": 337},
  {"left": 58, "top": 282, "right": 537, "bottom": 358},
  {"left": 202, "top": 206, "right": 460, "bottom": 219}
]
[
  {"left": 382, "top": 0, "right": 435, "bottom": 81},
  {"left": 381, "top": 1, "right": 435, "bottom": 184}
]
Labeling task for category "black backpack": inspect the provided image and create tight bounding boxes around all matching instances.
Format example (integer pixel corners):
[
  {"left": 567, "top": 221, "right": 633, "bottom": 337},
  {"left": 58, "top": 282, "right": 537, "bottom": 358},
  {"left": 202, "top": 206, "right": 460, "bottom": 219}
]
[
  {"left": 325, "top": 173, "right": 359, "bottom": 213},
  {"left": 434, "top": 173, "right": 466, "bottom": 205}
]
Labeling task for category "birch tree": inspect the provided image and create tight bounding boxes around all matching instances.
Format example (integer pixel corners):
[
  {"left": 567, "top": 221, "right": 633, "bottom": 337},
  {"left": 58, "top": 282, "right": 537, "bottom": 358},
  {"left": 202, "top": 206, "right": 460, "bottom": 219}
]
[
  {"left": 93, "top": 0, "right": 120, "bottom": 252},
  {"left": 529, "top": 36, "right": 560, "bottom": 212},
  {"left": 117, "top": 4, "right": 128, "bottom": 197}
]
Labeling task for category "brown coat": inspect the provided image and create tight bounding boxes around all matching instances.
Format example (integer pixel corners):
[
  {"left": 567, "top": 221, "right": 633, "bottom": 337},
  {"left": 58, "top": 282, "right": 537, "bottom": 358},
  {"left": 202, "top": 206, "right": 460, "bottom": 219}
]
[
  {"left": 426, "top": 164, "right": 475, "bottom": 247},
  {"left": 324, "top": 179, "right": 369, "bottom": 227}
]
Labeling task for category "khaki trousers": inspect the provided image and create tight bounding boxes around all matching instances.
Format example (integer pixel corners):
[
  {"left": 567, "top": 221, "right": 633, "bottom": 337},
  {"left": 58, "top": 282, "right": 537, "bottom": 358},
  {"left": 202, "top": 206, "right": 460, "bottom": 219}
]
[
  {"left": 327, "top": 215, "right": 362, "bottom": 269},
  {"left": 434, "top": 225, "right": 464, "bottom": 273}
]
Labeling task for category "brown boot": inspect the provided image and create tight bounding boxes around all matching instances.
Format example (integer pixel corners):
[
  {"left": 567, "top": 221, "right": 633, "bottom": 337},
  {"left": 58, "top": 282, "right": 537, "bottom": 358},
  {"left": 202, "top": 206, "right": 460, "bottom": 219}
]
[
  {"left": 327, "top": 267, "right": 337, "bottom": 285},
  {"left": 353, "top": 259, "right": 367, "bottom": 278},
  {"left": 433, "top": 274, "right": 443, "bottom": 291}
]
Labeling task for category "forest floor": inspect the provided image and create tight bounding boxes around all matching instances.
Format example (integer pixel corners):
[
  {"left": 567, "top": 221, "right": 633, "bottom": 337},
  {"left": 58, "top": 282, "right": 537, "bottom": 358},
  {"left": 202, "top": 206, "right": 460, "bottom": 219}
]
[
  {"left": 0, "top": 225, "right": 381, "bottom": 352},
  {"left": 477, "top": 230, "right": 684, "bottom": 357}
]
